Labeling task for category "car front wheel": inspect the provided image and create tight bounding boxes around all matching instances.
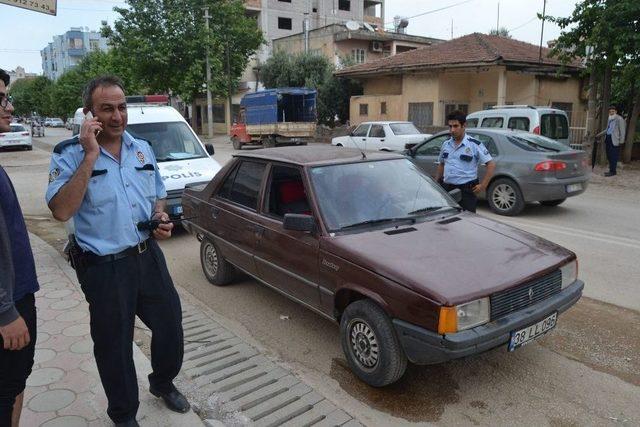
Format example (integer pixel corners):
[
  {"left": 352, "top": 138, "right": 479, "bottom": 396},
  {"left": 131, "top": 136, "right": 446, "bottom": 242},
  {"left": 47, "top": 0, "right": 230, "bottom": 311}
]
[
  {"left": 487, "top": 178, "right": 525, "bottom": 216},
  {"left": 231, "top": 136, "right": 242, "bottom": 150},
  {"left": 340, "top": 300, "right": 407, "bottom": 387},
  {"left": 200, "top": 238, "right": 235, "bottom": 286}
]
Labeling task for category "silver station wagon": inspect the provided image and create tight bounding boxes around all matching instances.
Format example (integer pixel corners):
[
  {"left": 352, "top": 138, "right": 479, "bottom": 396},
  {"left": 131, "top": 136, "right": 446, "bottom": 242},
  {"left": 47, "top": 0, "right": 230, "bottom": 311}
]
[{"left": 407, "top": 128, "right": 590, "bottom": 216}]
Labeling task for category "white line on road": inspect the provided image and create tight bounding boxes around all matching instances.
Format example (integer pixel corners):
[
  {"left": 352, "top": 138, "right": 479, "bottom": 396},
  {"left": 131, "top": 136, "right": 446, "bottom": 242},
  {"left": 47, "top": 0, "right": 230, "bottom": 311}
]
[{"left": 496, "top": 218, "right": 640, "bottom": 250}]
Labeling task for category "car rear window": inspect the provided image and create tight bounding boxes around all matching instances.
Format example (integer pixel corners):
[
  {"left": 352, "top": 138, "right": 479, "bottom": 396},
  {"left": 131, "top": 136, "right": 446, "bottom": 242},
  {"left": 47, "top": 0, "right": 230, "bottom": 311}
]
[
  {"left": 507, "top": 117, "right": 530, "bottom": 131},
  {"left": 481, "top": 117, "right": 504, "bottom": 128},
  {"left": 389, "top": 123, "right": 421, "bottom": 135},
  {"left": 10, "top": 125, "right": 26, "bottom": 132},
  {"left": 540, "top": 114, "right": 569, "bottom": 140},
  {"left": 217, "top": 161, "right": 266, "bottom": 210},
  {"left": 507, "top": 134, "right": 570, "bottom": 153}
]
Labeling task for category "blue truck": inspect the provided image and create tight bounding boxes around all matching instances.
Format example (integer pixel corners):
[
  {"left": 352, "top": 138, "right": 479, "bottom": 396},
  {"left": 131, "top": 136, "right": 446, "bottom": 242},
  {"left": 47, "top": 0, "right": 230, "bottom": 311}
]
[{"left": 230, "top": 88, "right": 317, "bottom": 149}]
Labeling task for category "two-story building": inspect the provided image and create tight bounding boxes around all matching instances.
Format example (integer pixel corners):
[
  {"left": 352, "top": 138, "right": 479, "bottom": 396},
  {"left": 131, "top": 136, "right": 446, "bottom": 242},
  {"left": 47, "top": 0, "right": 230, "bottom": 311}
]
[{"left": 41, "top": 27, "right": 109, "bottom": 81}]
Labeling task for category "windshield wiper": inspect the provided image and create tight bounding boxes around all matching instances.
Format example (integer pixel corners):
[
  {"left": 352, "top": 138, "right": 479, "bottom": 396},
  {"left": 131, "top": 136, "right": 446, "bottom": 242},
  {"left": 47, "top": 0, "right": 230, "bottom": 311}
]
[
  {"left": 340, "top": 217, "right": 415, "bottom": 231},
  {"left": 408, "top": 206, "right": 453, "bottom": 215}
]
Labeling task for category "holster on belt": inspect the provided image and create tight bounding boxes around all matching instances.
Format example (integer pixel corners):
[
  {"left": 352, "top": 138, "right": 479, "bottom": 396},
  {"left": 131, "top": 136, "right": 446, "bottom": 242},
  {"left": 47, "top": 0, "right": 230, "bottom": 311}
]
[{"left": 65, "top": 234, "right": 85, "bottom": 270}]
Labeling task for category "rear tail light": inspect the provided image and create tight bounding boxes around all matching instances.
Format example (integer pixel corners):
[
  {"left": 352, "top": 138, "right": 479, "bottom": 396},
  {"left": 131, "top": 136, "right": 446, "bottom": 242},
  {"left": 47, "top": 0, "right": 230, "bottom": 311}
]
[
  {"left": 535, "top": 160, "right": 567, "bottom": 171},
  {"left": 533, "top": 126, "right": 540, "bottom": 135}
]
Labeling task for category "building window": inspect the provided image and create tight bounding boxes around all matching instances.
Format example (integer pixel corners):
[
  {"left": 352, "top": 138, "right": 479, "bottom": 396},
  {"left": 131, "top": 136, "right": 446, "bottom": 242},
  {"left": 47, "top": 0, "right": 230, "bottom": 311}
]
[
  {"left": 380, "top": 102, "right": 387, "bottom": 115},
  {"left": 444, "top": 103, "right": 469, "bottom": 123},
  {"left": 278, "top": 0, "right": 291, "bottom": 2},
  {"left": 408, "top": 102, "right": 434, "bottom": 128},
  {"left": 351, "top": 48, "right": 365, "bottom": 64},
  {"left": 278, "top": 17, "right": 292, "bottom": 30},
  {"left": 359, "top": 104, "right": 368, "bottom": 116},
  {"left": 89, "top": 39, "right": 99, "bottom": 51},
  {"left": 339, "top": 0, "right": 350, "bottom": 11},
  {"left": 312, "top": 7, "right": 317, "bottom": 12}
]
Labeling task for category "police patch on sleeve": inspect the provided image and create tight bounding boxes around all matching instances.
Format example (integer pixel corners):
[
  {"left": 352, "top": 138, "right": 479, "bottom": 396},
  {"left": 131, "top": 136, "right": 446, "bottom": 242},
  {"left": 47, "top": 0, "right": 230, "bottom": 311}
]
[
  {"left": 483, "top": 149, "right": 489, "bottom": 155},
  {"left": 48, "top": 168, "right": 60, "bottom": 183}
]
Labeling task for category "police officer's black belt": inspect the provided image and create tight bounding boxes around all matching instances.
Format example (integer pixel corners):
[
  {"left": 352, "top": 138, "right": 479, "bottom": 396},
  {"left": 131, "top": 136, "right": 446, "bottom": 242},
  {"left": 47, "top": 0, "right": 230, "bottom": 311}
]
[
  {"left": 81, "top": 240, "right": 149, "bottom": 266},
  {"left": 444, "top": 179, "right": 479, "bottom": 190}
]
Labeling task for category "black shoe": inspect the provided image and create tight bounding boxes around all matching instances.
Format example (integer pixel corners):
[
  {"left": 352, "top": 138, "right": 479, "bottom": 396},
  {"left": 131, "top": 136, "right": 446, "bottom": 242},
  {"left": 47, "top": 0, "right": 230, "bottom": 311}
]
[
  {"left": 115, "top": 420, "right": 139, "bottom": 427},
  {"left": 604, "top": 172, "right": 617, "bottom": 177},
  {"left": 149, "top": 386, "right": 190, "bottom": 413}
]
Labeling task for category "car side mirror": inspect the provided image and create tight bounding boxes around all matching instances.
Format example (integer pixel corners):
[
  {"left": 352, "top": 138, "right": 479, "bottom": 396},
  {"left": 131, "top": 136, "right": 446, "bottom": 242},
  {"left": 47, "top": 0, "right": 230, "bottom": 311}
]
[
  {"left": 448, "top": 188, "right": 462, "bottom": 203},
  {"left": 205, "top": 143, "right": 215, "bottom": 155},
  {"left": 283, "top": 214, "right": 315, "bottom": 233}
]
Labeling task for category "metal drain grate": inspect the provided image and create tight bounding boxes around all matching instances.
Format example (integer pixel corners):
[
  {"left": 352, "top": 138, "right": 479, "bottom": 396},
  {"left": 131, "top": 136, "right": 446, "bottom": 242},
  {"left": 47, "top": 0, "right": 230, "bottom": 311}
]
[{"left": 178, "top": 304, "right": 362, "bottom": 427}]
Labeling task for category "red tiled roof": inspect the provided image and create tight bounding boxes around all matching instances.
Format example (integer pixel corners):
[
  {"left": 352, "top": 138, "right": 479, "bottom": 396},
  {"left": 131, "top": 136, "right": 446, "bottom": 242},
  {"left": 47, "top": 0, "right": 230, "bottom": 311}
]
[{"left": 336, "top": 33, "right": 583, "bottom": 76}]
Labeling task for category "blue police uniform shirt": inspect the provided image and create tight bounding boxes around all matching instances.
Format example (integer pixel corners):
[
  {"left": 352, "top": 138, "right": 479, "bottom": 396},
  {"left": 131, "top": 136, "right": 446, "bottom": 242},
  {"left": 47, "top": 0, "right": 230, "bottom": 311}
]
[
  {"left": 438, "top": 134, "right": 493, "bottom": 185},
  {"left": 45, "top": 131, "right": 167, "bottom": 256}
]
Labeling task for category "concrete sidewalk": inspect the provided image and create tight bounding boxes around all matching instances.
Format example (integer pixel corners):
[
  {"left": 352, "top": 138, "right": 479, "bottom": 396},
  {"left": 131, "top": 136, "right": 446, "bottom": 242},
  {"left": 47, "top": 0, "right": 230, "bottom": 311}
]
[{"left": 22, "top": 233, "right": 204, "bottom": 427}]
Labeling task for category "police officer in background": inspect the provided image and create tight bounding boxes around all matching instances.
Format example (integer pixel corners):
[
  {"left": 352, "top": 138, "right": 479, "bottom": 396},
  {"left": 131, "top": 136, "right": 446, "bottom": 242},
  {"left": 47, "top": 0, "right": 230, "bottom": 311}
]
[
  {"left": 435, "top": 110, "right": 496, "bottom": 212},
  {"left": 46, "top": 76, "right": 188, "bottom": 427}
]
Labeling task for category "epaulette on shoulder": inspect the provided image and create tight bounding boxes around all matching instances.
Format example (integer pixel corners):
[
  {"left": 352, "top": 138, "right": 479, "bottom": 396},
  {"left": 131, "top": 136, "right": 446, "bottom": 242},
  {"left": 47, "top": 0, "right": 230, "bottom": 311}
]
[
  {"left": 53, "top": 136, "right": 79, "bottom": 155},
  {"left": 467, "top": 136, "right": 482, "bottom": 145}
]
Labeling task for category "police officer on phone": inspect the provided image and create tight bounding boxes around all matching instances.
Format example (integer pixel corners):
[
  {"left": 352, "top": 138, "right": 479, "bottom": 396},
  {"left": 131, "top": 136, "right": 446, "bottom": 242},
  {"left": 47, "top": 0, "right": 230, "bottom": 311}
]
[
  {"left": 46, "top": 76, "right": 188, "bottom": 427},
  {"left": 435, "top": 110, "right": 495, "bottom": 212}
]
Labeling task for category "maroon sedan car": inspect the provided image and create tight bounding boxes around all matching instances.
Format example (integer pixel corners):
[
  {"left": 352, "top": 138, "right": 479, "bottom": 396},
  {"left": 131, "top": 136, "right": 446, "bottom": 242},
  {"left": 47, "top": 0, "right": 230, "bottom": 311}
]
[{"left": 182, "top": 146, "right": 583, "bottom": 387}]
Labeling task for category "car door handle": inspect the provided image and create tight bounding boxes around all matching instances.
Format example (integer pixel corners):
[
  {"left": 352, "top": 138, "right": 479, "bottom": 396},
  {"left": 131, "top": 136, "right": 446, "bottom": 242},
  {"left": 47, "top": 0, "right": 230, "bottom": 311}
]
[
  {"left": 380, "top": 139, "right": 385, "bottom": 142},
  {"left": 211, "top": 207, "right": 220, "bottom": 219}
]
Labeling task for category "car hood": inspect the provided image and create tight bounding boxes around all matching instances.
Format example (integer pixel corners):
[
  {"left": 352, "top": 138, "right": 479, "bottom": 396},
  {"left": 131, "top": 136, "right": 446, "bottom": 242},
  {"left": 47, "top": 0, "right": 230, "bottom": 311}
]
[{"left": 323, "top": 213, "right": 573, "bottom": 305}]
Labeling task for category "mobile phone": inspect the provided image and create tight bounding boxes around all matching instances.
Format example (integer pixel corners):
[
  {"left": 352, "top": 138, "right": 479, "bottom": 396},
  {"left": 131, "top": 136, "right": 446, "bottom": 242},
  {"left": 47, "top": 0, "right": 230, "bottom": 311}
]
[{"left": 85, "top": 111, "right": 101, "bottom": 137}]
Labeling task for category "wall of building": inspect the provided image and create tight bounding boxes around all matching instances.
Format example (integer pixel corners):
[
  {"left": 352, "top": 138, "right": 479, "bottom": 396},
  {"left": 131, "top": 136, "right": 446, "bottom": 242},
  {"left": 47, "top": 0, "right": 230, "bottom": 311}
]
[
  {"left": 349, "top": 94, "right": 401, "bottom": 124},
  {"left": 537, "top": 77, "right": 583, "bottom": 109},
  {"left": 40, "top": 28, "right": 108, "bottom": 80},
  {"left": 362, "top": 75, "right": 402, "bottom": 95}
]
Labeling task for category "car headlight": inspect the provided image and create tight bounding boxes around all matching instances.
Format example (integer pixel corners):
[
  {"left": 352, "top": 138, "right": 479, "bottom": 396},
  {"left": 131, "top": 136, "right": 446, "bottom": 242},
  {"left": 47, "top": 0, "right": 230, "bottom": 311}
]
[
  {"left": 438, "top": 297, "right": 490, "bottom": 334},
  {"left": 560, "top": 259, "right": 578, "bottom": 289}
]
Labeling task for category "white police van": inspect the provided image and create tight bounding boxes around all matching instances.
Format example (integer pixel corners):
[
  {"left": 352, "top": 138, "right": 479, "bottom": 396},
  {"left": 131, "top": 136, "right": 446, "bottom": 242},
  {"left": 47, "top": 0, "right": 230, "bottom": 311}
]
[{"left": 72, "top": 95, "right": 221, "bottom": 218}]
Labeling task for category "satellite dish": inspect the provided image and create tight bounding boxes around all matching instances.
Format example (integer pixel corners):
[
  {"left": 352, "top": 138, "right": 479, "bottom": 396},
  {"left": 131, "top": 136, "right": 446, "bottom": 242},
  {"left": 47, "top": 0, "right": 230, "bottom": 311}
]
[
  {"left": 345, "top": 21, "right": 360, "bottom": 31},
  {"left": 363, "top": 23, "right": 375, "bottom": 32}
]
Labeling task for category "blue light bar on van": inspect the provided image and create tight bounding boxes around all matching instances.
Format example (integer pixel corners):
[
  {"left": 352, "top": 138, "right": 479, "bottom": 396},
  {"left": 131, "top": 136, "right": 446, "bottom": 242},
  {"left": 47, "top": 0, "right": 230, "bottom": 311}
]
[{"left": 125, "top": 95, "right": 169, "bottom": 105}]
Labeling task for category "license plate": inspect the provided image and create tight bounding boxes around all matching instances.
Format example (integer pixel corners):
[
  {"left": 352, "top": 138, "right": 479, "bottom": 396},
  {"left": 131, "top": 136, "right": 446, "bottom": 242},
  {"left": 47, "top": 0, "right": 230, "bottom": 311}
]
[
  {"left": 173, "top": 205, "right": 183, "bottom": 215},
  {"left": 566, "top": 183, "right": 582, "bottom": 193},
  {"left": 508, "top": 312, "right": 557, "bottom": 352}
]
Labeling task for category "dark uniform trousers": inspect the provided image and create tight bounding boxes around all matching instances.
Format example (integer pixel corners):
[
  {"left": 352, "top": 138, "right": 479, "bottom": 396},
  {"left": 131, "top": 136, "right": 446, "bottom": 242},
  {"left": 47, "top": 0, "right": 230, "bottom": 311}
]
[
  {"left": 76, "top": 239, "right": 183, "bottom": 423},
  {"left": 604, "top": 134, "right": 619, "bottom": 175},
  {"left": 443, "top": 179, "right": 479, "bottom": 213}
]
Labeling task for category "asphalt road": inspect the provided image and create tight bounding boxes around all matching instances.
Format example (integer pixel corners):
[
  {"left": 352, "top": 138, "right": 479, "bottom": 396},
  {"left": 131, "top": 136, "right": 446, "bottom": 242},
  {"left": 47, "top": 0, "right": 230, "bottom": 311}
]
[{"left": 4, "top": 128, "right": 639, "bottom": 426}]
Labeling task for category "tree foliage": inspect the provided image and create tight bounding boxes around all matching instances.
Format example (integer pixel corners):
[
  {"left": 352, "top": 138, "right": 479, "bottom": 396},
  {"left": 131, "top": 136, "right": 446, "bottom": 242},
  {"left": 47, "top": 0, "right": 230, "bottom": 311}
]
[
  {"left": 103, "top": 0, "right": 263, "bottom": 103},
  {"left": 8, "top": 76, "right": 53, "bottom": 117},
  {"left": 261, "top": 51, "right": 362, "bottom": 126},
  {"left": 489, "top": 27, "right": 511, "bottom": 38}
]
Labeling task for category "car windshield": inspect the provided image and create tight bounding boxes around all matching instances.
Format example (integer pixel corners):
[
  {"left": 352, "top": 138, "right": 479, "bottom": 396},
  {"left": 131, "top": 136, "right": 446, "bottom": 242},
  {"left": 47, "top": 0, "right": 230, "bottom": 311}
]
[
  {"left": 507, "top": 134, "right": 570, "bottom": 152},
  {"left": 309, "top": 159, "right": 457, "bottom": 232},
  {"left": 389, "top": 123, "right": 421, "bottom": 135},
  {"left": 126, "top": 121, "right": 207, "bottom": 162}
]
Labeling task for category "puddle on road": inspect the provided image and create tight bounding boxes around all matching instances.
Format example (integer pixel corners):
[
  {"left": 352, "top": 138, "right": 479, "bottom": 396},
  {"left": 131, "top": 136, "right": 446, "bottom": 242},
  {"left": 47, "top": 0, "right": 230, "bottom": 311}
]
[
  {"left": 539, "top": 297, "right": 640, "bottom": 387},
  {"left": 330, "top": 358, "right": 459, "bottom": 422}
]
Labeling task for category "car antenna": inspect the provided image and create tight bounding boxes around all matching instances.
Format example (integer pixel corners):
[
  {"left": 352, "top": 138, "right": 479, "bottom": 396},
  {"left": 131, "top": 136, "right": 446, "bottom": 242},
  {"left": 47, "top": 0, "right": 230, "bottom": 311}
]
[{"left": 349, "top": 129, "right": 367, "bottom": 160}]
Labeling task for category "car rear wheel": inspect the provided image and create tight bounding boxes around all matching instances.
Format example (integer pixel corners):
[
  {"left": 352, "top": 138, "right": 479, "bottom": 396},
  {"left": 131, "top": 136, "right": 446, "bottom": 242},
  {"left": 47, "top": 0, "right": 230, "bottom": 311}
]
[
  {"left": 263, "top": 136, "right": 276, "bottom": 148},
  {"left": 488, "top": 178, "right": 525, "bottom": 216},
  {"left": 200, "top": 238, "right": 235, "bottom": 286},
  {"left": 231, "top": 136, "right": 242, "bottom": 150},
  {"left": 540, "top": 198, "right": 566, "bottom": 207},
  {"left": 340, "top": 300, "right": 407, "bottom": 387}
]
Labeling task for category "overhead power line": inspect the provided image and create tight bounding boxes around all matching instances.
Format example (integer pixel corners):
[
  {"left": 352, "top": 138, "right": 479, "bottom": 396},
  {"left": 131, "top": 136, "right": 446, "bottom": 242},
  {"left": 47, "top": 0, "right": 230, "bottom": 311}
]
[{"left": 384, "top": 0, "right": 478, "bottom": 25}]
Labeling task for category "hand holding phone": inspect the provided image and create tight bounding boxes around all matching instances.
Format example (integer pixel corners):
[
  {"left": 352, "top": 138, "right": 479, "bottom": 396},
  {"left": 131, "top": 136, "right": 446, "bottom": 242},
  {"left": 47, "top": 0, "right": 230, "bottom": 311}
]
[{"left": 79, "top": 110, "right": 102, "bottom": 158}]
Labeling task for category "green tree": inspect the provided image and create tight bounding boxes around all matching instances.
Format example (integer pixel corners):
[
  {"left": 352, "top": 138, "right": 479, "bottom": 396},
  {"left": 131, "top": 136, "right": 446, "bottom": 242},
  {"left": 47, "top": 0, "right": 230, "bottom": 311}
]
[
  {"left": 48, "top": 50, "right": 143, "bottom": 118},
  {"left": 489, "top": 27, "right": 512, "bottom": 38},
  {"left": 103, "top": 0, "right": 263, "bottom": 104},
  {"left": 9, "top": 76, "right": 53, "bottom": 117},
  {"left": 261, "top": 51, "right": 362, "bottom": 125},
  {"left": 545, "top": 0, "right": 640, "bottom": 162}
]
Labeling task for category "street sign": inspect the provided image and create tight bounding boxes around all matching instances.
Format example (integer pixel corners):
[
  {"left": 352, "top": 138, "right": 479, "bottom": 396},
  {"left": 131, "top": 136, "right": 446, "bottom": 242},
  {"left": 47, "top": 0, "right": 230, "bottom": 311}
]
[{"left": 0, "top": 0, "right": 57, "bottom": 16}]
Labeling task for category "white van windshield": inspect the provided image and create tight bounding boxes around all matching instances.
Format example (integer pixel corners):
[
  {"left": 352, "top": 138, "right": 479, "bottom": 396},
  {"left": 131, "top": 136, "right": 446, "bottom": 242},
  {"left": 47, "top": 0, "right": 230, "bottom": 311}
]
[{"left": 127, "top": 122, "right": 207, "bottom": 162}]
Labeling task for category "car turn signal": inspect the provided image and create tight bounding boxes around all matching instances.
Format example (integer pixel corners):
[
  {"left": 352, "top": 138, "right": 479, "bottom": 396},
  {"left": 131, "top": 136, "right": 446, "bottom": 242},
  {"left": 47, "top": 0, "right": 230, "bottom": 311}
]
[{"left": 438, "top": 306, "right": 458, "bottom": 334}]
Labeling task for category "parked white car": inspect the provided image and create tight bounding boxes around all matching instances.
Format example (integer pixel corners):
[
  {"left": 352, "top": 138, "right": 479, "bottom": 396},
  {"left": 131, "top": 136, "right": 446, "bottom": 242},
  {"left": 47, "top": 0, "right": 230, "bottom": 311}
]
[
  {"left": 0, "top": 123, "right": 32, "bottom": 150},
  {"left": 49, "top": 118, "right": 65, "bottom": 128},
  {"left": 332, "top": 121, "right": 431, "bottom": 152}
]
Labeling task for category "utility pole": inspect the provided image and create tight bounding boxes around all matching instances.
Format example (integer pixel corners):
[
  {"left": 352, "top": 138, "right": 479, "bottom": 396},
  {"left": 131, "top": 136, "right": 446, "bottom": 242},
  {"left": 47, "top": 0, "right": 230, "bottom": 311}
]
[
  {"left": 496, "top": 1, "right": 499, "bottom": 33},
  {"left": 538, "top": 0, "right": 547, "bottom": 62},
  {"left": 303, "top": 12, "right": 310, "bottom": 53},
  {"left": 204, "top": 6, "right": 214, "bottom": 139},
  {"left": 451, "top": 19, "right": 453, "bottom": 39},
  {"left": 225, "top": 34, "right": 233, "bottom": 134}
]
